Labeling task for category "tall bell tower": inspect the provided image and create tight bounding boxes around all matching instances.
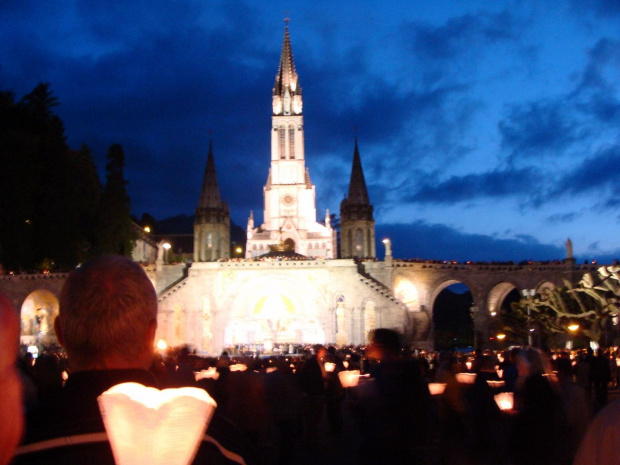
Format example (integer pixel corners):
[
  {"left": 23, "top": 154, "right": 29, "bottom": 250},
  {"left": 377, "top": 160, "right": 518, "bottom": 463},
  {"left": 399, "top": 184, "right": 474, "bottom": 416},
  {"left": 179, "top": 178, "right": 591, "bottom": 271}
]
[
  {"left": 246, "top": 22, "right": 335, "bottom": 258},
  {"left": 340, "top": 136, "right": 375, "bottom": 258}
]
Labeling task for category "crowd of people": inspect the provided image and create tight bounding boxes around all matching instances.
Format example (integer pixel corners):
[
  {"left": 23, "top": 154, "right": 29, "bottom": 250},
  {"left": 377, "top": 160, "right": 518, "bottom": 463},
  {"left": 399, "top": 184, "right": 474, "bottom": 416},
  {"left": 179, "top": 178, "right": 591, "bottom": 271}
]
[{"left": 2, "top": 255, "right": 620, "bottom": 464}]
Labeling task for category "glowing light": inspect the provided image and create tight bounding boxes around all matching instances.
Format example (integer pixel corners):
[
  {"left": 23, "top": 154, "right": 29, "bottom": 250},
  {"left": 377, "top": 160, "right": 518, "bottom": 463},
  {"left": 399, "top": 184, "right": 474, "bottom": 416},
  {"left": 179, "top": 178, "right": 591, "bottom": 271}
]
[
  {"left": 194, "top": 368, "right": 219, "bottom": 381},
  {"left": 487, "top": 380, "right": 505, "bottom": 388},
  {"left": 144, "top": 226, "right": 151, "bottom": 233},
  {"left": 343, "top": 361, "right": 349, "bottom": 369},
  {"left": 568, "top": 324, "right": 580, "bottom": 332},
  {"left": 455, "top": 373, "right": 477, "bottom": 384},
  {"left": 98, "top": 383, "right": 216, "bottom": 465},
  {"left": 428, "top": 383, "right": 447, "bottom": 395},
  {"left": 162, "top": 242, "right": 171, "bottom": 250},
  {"left": 338, "top": 370, "right": 361, "bottom": 388},
  {"left": 494, "top": 392, "right": 514, "bottom": 411},
  {"left": 229, "top": 364, "right": 247, "bottom": 372},
  {"left": 156, "top": 339, "right": 168, "bottom": 351},
  {"left": 324, "top": 362, "right": 336, "bottom": 373},
  {"left": 496, "top": 334, "right": 506, "bottom": 340},
  {"left": 465, "top": 361, "right": 473, "bottom": 371}
]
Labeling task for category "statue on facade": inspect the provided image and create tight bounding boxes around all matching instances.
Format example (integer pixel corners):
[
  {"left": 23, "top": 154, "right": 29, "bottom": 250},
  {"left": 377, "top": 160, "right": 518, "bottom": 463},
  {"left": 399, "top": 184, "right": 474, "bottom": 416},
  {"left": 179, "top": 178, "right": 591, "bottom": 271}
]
[{"left": 565, "top": 238, "right": 573, "bottom": 259}]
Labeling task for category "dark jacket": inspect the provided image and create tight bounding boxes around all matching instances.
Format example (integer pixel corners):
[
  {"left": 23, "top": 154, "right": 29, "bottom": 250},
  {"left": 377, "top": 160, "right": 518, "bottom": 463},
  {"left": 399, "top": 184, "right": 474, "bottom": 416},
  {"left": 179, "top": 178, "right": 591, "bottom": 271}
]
[{"left": 13, "top": 369, "right": 257, "bottom": 465}]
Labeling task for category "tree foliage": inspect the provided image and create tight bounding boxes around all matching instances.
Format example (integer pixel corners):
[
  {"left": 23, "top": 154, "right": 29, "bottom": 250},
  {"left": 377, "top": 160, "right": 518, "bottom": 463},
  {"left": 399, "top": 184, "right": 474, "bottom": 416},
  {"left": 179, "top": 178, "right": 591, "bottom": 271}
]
[
  {"left": 94, "top": 144, "right": 137, "bottom": 256},
  {"left": 0, "top": 82, "right": 135, "bottom": 270},
  {"left": 509, "top": 266, "right": 620, "bottom": 344}
]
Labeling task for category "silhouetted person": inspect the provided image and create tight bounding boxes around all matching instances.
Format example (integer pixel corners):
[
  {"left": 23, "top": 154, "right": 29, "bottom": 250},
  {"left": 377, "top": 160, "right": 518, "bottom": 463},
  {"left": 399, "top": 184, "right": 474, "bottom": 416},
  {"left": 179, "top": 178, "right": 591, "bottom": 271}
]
[
  {"left": 0, "top": 291, "right": 23, "bottom": 465},
  {"left": 13, "top": 255, "right": 255, "bottom": 465},
  {"left": 351, "top": 328, "right": 429, "bottom": 465}
]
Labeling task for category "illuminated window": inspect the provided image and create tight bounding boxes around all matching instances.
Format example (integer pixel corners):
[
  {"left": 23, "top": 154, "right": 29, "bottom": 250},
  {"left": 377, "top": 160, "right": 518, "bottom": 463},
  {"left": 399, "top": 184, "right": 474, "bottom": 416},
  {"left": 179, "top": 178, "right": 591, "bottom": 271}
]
[
  {"left": 355, "top": 228, "right": 363, "bottom": 255},
  {"left": 279, "top": 126, "right": 286, "bottom": 159},
  {"left": 288, "top": 125, "right": 295, "bottom": 159}
]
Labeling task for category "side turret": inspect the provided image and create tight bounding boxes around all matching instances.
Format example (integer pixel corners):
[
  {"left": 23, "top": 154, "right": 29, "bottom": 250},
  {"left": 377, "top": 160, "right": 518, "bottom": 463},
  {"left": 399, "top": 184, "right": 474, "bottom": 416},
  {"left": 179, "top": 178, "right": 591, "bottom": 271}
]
[{"left": 340, "top": 137, "right": 375, "bottom": 258}]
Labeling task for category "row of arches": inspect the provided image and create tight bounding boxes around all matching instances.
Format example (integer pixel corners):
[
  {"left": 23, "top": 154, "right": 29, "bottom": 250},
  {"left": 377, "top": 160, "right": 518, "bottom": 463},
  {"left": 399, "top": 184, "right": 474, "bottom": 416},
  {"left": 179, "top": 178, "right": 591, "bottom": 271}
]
[{"left": 9, "top": 274, "right": 558, "bottom": 352}]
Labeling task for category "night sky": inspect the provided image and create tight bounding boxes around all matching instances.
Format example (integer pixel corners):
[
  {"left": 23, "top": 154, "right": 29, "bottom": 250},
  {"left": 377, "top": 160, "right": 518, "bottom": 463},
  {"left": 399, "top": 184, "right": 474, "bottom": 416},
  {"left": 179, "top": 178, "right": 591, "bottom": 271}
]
[{"left": 2, "top": 1, "right": 619, "bottom": 262}]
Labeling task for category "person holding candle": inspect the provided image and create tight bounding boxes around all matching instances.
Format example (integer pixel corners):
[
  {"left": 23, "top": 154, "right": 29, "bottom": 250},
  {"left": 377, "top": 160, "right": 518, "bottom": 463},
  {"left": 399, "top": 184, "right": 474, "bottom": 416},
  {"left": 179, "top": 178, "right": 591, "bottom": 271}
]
[{"left": 13, "top": 255, "right": 256, "bottom": 465}]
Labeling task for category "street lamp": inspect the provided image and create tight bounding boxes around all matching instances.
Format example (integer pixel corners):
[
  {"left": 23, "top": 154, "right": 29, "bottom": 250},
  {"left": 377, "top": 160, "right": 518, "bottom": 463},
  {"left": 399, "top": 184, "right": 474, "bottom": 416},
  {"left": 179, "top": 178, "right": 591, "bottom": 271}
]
[
  {"left": 521, "top": 289, "right": 535, "bottom": 346},
  {"left": 382, "top": 238, "right": 392, "bottom": 258},
  {"left": 567, "top": 322, "right": 579, "bottom": 350},
  {"left": 162, "top": 242, "right": 171, "bottom": 264}
]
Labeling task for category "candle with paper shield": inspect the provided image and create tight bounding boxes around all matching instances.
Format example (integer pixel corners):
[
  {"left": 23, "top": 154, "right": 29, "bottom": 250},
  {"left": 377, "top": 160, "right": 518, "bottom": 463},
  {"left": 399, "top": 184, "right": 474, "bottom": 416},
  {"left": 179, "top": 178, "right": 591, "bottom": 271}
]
[
  {"left": 194, "top": 367, "right": 219, "bottom": 381},
  {"left": 494, "top": 392, "right": 514, "bottom": 411},
  {"left": 98, "top": 382, "right": 217, "bottom": 465},
  {"left": 338, "top": 370, "right": 361, "bottom": 388},
  {"left": 455, "top": 373, "right": 477, "bottom": 384},
  {"left": 324, "top": 362, "right": 336, "bottom": 373},
  {"left": 428, "top": 383, "right": 447, "bottom": 395}
]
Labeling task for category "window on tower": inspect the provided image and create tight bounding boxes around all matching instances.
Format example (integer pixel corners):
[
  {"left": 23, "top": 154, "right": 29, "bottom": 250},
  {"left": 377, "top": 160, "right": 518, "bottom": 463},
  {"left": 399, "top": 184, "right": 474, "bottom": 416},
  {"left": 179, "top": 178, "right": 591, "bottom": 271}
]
[
  {"left": 279, "top": 126, "right": 286, "bottom": 159},
  {"left": 288, "top": 124, "right": 295, "bottom": 159}
]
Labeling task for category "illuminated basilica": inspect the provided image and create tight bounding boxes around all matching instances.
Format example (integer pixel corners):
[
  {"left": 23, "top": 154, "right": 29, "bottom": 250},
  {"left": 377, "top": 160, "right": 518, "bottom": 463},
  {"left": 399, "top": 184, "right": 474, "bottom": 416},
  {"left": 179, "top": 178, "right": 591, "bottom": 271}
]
[{"left": 153, "top": 25, "right": 416, "bottom": 353}]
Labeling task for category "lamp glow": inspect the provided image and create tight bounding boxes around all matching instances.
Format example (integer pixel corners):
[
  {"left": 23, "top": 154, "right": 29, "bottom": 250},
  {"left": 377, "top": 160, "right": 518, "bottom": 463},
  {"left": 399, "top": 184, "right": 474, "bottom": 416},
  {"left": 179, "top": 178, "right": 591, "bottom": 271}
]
[
  {"left": 455, "top": 373, "right": 477, "bottom": 384},
  {"left": 487, "top": 380, "right": 505, "bottom": 388},
  {"left": 98, "top": 382, "right": 216, "bottom": 465},
  {"left": 229, "top": 364, "right": 247, "bottom": 372},
  {"left": 194, "top": 367, "right": 219, "bottom": 381},
  {"left": 568, "top": 324, "right": 580, "bottom": 332},
  {"left": 156, "top": 339, "right": 167, "bottom": 351},
  {"left": 496, "top": 333, "right": 506, "bottom": 340},
  {"left": 324, "top": 362, "right": 336, "bottom": 373},
  {"left": 494, "top": 392, "right": 514, "bottom": 411},
  {"left": 428, "top": 383, "right": 447, "bottom": 395},
  {"left": 338, "top": 370, "right": 361, "bottom": 388}
]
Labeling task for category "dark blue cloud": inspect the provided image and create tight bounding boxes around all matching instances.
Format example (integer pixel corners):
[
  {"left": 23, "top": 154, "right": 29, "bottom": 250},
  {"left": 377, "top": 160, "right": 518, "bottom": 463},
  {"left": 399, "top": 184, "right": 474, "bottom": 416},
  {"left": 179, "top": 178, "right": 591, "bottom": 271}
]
[
  {"left": 410, "top": 11, "right": 520, "bottom": 60},
  {"left": 376, "top": 222, "right": 565, "bottom": 262},
  {"left": 551, "top": 145, "right": 620, "bottom": 199},
  {"left": 499, "top": 100, "right": 584, "bottom": 159},
  {"left": 405, "top": 167, "right": 537, "bottom": 204}
]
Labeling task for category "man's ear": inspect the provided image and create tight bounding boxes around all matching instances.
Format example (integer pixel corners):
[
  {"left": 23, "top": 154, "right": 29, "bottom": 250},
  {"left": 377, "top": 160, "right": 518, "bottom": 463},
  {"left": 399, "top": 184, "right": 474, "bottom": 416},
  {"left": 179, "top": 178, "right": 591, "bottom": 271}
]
[{"left": 54, "top": 317, "right": 64, "bottom": 347}]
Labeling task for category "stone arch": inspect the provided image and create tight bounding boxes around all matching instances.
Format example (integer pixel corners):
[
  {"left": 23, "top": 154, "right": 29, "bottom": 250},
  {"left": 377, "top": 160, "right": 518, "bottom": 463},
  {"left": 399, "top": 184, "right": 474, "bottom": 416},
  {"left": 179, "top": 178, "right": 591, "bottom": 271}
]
[
  {"left": 283, "top": 237, "right": 295, "bottom": 251},
  {"left": 429, "top": 279, "right": 475, "bottom": 350},
  {"left": 486, "top": 282, "right": 519, "bottom": 316},
  {"left": 361, "top": 298, "right": 376, "bottom": 344},
  {"left": 536, "top": 281, "right": 555, "bottom": 294},
  {"left": 20, "top": 289, "right": 59, "bottom": 346}
]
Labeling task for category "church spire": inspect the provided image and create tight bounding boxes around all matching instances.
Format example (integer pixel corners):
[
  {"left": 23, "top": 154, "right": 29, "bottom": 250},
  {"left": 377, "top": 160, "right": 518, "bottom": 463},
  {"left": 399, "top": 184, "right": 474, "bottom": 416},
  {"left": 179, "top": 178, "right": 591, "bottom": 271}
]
[
  {"left": 194, "top": 139, "right": 230, "bottom": 261},
  {"left": 198, "top": 139, "right": 222, "bottom": 209},
  {"left": 340, "top": 135, "right": 375, "bottom": 258},
  {"left": 273, "top": 22, "right": 302, "bottom": 116},
  {"left": 346, "top": 136, "right": 370, "bottom": 206}
]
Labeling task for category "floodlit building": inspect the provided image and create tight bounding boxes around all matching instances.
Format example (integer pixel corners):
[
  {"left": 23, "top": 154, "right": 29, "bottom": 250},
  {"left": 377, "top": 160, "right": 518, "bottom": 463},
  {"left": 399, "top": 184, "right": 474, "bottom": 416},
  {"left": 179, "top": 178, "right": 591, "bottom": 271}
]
[{"left": 153, "top": 24, "right": 413, "bottom": 353}]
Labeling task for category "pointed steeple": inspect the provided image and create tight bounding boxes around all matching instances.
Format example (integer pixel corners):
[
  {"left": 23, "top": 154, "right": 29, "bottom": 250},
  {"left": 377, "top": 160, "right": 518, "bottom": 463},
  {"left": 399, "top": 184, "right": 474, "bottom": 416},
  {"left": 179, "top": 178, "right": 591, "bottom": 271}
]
[
  {"left": 198, "top": 140, "right": 223, "bottom": 209},
  {"left": 346, "top": 136, "right": 370, "bottom": 205},
  {"left": 340, "top": 135, "right": 375, "bottom": 258},
  {"left": 195, "top": 139, "right": 230, "bottom": 261},
  {"left": 273, "top": 22, "right": 302, "bottom": 115}
]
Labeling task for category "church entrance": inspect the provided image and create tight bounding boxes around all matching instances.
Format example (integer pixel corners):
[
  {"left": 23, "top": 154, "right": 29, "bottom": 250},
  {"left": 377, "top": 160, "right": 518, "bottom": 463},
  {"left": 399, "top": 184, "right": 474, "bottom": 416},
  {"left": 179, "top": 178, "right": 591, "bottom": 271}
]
[
  {"left": 223, "top": 276, "right": 327, "bottom": 349},
  {"left": 283, "top": 238, "right": 295, "bottom": 251}
]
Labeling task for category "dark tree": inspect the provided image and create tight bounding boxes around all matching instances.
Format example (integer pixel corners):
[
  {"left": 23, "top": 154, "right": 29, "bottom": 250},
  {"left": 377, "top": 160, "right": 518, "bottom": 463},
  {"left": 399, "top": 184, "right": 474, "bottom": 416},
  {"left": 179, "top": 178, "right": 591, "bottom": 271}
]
[
  {"left": 95, "top": 144, "right": 136, "bottom": 256},
  {"left": 1, "top": 83, "right": 103, "bottom": 270}
]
